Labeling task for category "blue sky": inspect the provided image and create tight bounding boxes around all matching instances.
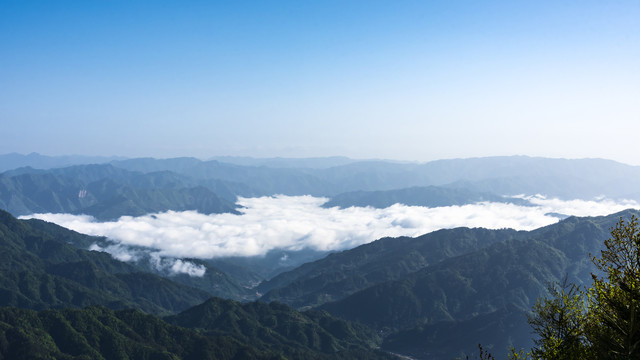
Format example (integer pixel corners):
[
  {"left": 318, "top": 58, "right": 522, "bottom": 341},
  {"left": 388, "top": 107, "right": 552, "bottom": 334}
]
[{"left": 1, "top": 1, "right": 639, "bottom": 164}]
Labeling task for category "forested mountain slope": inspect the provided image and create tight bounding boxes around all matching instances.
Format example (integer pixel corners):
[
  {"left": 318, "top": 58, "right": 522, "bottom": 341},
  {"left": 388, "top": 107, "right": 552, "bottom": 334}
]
[
  {"left": 0, "top": 305, "right": 392, "bottom": 360},
  {"left": 0, "top": 209, "right": 392, "bottom": 359},
  {"left": 259, "top": 227, "right": 520, "bottom": 308},
  {"left": 0, "top": 210, "right": 221, "bottom": 314},
  {"left": 316, "top": 210, "right": 635, "bottom": 359}
]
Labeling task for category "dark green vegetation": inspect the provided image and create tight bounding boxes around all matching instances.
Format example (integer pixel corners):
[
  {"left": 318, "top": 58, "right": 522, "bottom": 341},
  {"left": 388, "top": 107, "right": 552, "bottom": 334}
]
[
  {"left": 0, "top": 305, "right": 392, "bottom": 360},
  {"left": 166, "top": 297, "right": 386, "bottom": 358},
  {"left": 0, "top": 306, "right": 276, "bottom": 360},
  {"left": 0, "top": 210, "right": 392, "bottom": 359}
]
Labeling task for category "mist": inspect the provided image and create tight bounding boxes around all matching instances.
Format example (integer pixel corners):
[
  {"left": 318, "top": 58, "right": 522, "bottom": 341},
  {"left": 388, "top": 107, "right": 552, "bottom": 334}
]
[{"left": 22, "top": 195, "right": 639, "bottom": 262}]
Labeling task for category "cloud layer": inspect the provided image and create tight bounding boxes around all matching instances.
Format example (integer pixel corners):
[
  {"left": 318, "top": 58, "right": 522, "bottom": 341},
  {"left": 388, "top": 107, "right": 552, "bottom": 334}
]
[{"left": 23, "top": 195, "right": 639, "bottom": 262}]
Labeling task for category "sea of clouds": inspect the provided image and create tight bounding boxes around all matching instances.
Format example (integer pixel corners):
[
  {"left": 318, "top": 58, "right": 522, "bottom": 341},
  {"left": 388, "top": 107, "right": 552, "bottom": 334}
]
[{"left": 21, "top": 195, "right": 639, "bottom": 276}]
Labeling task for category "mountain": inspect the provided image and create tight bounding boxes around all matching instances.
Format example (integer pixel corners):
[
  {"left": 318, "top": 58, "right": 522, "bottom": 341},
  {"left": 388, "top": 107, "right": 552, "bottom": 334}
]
[
  {"left": 111, "top": 158, "right": 338, "bottom": 196},
  {"left": 110, "top": 155, "right": 640, "bottom": 201},
  {"left": 0, "top": 303, "right": 393, "bottom": 360},
  {"left": 21, "top": 216, "right": 256, "bottom": 301},
  {"left": 0, "top": 210, "right": 392, "bottom": 359},
  {"left": 314, "top": 210, "right": 634, "bottom": 359},
  {"left": 0, "top": 306, "right": 294, "bottom": 359},
  {"left": 0, "top": 164, "right": 239, "bottom": 220},
  {"left": 3, "top": 155, "right": 640, "bottom": 222},
  {"left": 314, "top": 156, "right": 640, "bottom": 200},
  {"left": 258, "top": 227, "right": 520, "bottom": 308},
  {"left": 323, "top": 185, "right": 531, "bottom": 209},
  {"left": 0, "top": 209, "right": 223, "bottom": 315},
  {"left": 208, "top": 155, "right": 358, "bottom": 169},
  {"left": 166, "top": 297, "right": 391, "bottom": 358},
  {"left": 0, "top": 152, "right": 124, "bottom": 173}
]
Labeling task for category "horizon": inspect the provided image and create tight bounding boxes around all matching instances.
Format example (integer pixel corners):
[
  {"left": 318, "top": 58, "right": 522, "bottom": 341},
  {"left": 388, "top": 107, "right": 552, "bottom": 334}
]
[
  {"left": 2, "top": 1, "right": 639, "bottom": 165},
  {"left": 3, "top": 151, "right": 640, "bottom": 168}
]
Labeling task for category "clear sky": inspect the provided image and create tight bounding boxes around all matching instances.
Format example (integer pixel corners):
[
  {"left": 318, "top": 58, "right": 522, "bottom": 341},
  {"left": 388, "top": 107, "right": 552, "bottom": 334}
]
[{"left": 1, "top": 1, "right": 639, "bottom": 164}]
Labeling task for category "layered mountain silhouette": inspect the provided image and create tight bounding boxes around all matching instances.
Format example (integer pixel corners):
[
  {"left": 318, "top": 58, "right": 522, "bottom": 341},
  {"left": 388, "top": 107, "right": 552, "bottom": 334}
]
[{"left": 2, "top": 154, "right": 640, "bottom": 359}]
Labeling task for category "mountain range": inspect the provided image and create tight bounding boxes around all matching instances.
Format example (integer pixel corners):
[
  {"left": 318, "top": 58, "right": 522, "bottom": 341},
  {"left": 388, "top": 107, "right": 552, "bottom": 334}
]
[{"left": 2, "top": 153, "right": 640, "bottom": 359}]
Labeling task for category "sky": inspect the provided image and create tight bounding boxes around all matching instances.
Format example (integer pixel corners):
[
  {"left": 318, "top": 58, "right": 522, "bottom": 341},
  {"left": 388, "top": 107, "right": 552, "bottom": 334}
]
[
  {"left": 22, "top": 194, "right": 640, "bottom": 276},
  {"left": 1, "top": 1, "right": 639, "bottom": 164}
]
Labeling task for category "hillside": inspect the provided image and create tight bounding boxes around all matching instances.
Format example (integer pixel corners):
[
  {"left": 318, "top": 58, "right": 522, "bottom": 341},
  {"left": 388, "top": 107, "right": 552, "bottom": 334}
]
[
  {"left": 0, "top": 209, "right": 393, "bottom": 359},
  {"left": 315, "top": 211, "right": 632, "bottom": 359},
  {"left": 0, "top": 209, "right": 227, "bottom": 314},
  {"left": 166, "top": 297, "right": 389, "bottom": 358},
  {"left": 0, "top": 305, "right": 392, "bottom": 360},
  {"left": 258, "top": 227, "right": 520, "bottom": 308}
]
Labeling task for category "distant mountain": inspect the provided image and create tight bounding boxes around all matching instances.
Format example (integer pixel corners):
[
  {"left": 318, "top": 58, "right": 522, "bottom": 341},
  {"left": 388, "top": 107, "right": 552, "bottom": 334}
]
[
  {"left": 323, "top": 185, "right": 531, "bottom": 209},
  {"left": 4, "top": 155, "right": 640, "bottom": 217},
  {"left": 0, "top": 164, "right": 239, "bottom": 220},
  {"left": 313, "top": 210, "right": 633, "bottom": 359},
  {"left": 110, "top": 155, "right": 640, "bottom": 200},
  {"left": 209, "top": 155, "right": 358, "bottom": 169},
  {"left": 111, "top": 158, "right": 338, "bottom": 196},
  {"left": 313, "top": 156, "right": 640, "bottom": 200},
  {"left": 0, "top": 152, "right": 124, "bottom": 172}
]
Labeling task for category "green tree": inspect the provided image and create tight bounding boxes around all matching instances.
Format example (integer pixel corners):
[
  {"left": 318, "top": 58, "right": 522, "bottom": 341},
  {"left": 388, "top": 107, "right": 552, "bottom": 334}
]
[
  {"left": 528, "top": 278, "right": 590, "bottom": 360},
  {"left": 589, "top": 215, "right": 640, "bottom": 359},
  {"left": 513, "top": 215, "right": 640, "bottom": 360}
]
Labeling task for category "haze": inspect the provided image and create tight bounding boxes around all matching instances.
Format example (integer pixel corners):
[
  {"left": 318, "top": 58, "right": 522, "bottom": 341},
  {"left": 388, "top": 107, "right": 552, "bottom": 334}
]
[{"left": 1, "top": 1, "right": 639, "bottom": 164}]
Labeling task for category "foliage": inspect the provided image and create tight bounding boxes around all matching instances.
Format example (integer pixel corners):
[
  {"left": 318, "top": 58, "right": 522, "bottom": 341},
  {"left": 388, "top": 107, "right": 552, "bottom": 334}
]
[
  {"left": 528, "top": 279, "right": 590, "bottom": 359},
  {"left": 588, "top": 215, "right": 640, "bottom": 359},
  {"left": 516, "top": 215, "right": 640, "bottom": 360}
]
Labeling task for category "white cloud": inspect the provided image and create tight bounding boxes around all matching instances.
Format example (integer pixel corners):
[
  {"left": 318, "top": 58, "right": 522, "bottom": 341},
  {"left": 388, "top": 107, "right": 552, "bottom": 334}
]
[
  {"left": 147, "top": 253, "right": 206, "bottom": 277},
  {"left": 21, "top": 195, "right": 639, "bottom": 261}
]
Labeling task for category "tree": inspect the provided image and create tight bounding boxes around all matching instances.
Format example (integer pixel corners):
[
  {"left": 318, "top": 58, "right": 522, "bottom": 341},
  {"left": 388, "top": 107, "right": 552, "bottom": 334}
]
[
  {"left": 520, "top": 215, "right": 640, "bottom": 360},
  {"left": 528, "top": 278, "right": 590, "bottom": 360},
  {"left": 588, "top": 215, "right": 640, "bottom": 359}
]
